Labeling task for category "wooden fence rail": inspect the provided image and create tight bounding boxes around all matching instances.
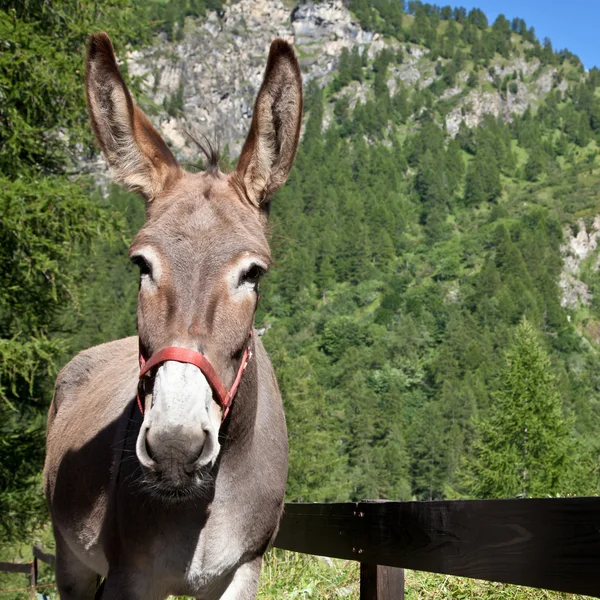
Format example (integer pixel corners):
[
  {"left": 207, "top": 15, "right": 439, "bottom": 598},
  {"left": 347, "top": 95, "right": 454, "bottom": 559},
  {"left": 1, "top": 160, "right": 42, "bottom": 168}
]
[
  {"left": 0, "top": 545, "right": 53, "bottom": 598},
  {"left": 3, "top": 498, "right": 600, "bottom": 599},
  {"left": 0, "top": 563, "right": 31, "bottom": 575},
  {"left": 273, "top": 498, "right": 600, "bottom": 599}
]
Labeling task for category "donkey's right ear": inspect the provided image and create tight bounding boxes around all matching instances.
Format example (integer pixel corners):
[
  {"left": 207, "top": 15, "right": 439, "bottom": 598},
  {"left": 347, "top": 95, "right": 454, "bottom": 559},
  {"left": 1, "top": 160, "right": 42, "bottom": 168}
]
[{"left": 85, "top": 33, "right": 181, "bottom": 202}]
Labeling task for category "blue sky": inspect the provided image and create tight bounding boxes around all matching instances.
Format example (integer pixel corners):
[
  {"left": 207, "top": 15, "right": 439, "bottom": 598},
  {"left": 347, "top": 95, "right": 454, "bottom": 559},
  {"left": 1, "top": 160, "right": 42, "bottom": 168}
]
[{"left": 450, "top": 0, "right": 600, "bottom": 69}]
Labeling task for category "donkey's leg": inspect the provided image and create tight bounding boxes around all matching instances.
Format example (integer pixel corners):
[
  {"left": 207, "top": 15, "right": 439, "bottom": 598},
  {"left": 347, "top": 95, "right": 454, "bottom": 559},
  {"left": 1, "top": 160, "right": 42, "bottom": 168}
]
[
  {"left": 216, "top": 556, "right": 263, "bottom": 600},
  {"left": 54, "top": 529, "right": 98, "bottom": 600}
]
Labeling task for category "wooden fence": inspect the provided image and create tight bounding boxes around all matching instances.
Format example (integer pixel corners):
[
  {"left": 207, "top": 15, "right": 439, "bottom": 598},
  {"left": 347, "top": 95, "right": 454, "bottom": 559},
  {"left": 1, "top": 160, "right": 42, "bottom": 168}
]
[
  {"left": 0, "top": 545, "right": 55, "bottom": 598},
  {"left": 2, "top": 498, "right": 600, "bottom": 599},
  {"left": 273, "top": 498, "right": 600, "bottom": 599}
]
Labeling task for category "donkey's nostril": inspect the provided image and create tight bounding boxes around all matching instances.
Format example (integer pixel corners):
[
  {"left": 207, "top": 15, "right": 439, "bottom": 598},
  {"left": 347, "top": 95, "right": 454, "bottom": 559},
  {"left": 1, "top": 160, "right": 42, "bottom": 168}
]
[
  {"left": 144, "top": 429, "right": 158, "bottom": 463},
  {"left": 185, "top": 429, "right": 207, "bottom": 465}
]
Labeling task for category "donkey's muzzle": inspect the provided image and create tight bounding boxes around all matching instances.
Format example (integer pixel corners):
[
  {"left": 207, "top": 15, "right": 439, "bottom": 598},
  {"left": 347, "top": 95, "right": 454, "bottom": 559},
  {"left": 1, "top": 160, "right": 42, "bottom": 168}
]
[
  {"left": 135, "top": 361, "right": 220, "bottom": 484},
  {"left": 145, "top": 425, "right": 206, "bottom": 467},
  {"left": 137, "top": 421, "right": 217, "bottom": 485}
]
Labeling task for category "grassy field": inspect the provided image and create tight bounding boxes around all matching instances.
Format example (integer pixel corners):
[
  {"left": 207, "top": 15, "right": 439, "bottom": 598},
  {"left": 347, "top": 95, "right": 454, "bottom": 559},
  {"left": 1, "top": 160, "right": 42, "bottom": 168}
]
[
  {"left": 0, "top": 544, "right": 594, "bottom": 599},
  {"left": 257, "top": 550, "right": 594, "bottom": 600}
]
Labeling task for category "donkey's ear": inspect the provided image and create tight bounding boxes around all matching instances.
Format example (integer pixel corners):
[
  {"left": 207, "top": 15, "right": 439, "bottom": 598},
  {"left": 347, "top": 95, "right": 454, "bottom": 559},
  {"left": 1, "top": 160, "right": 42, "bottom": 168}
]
[
  {"left": 236, "top": 39, "right": 303, "bottom": 207},
  {"left": 85, "top": 33, "right": 181, "bottom": 201}
]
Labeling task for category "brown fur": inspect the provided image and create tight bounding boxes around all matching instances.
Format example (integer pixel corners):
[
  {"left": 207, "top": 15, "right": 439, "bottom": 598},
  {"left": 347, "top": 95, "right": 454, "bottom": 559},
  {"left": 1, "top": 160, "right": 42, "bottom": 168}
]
[{"left": 44, "top": 33, "right": 302, "bottom": 600}]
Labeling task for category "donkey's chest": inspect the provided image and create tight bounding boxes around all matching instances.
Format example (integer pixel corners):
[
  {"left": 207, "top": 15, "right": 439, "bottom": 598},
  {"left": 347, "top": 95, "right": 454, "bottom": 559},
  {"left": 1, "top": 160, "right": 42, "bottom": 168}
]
[
  {"left": 150, "top": 504, "right": 266, "bottom": 597},
  {"left": 148, "top": 440, "right": 286, "bottom": 593}
]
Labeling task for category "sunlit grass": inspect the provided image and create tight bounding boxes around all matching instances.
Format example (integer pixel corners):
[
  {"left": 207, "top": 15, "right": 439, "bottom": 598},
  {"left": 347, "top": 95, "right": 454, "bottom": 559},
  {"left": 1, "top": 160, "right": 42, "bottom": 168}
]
[
  {"left": 405, "top": 570, "right": 593, "bottom": 600},
  {"left": 0, "top": 543, "right": 594, "bottom": 600},
  {"left": 258, "top": 549, "right": 359, "bottom": 599},
  {"left": 257, "top": 550, "right": 595, "bottom": 600}
]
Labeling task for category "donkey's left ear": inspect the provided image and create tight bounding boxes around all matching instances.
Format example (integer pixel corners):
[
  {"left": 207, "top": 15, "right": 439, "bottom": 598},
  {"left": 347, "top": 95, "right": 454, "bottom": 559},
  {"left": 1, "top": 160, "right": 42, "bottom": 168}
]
[{"left": 236, "top": 39, "right": 303, "bottom": 207}]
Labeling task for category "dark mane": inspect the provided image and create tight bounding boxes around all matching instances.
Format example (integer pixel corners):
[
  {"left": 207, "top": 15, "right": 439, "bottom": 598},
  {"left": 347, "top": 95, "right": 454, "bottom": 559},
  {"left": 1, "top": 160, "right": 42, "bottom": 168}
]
[{"left": 184, "top": 130, "right": 221, "bottom": 174}]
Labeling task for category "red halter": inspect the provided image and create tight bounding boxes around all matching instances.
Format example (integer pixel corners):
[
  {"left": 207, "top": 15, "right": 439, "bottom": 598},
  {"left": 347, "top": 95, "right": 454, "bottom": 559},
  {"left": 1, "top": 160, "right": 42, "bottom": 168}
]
[{"left": 137, "top": 334, "right": 252, "bottom": 421}]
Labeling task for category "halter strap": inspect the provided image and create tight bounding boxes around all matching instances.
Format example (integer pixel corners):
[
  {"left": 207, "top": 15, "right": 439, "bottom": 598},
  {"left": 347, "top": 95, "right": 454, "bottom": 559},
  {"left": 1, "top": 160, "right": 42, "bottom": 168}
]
[{"left": 137, "top": 335, "right": 252, "bottom": 421}]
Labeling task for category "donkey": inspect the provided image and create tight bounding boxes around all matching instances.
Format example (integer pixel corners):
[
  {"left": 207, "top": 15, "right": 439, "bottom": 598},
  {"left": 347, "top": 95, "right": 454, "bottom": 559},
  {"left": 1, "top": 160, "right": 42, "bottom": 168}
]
[{"left": 43, "top": 32, "right": 302, "bottom": 600}]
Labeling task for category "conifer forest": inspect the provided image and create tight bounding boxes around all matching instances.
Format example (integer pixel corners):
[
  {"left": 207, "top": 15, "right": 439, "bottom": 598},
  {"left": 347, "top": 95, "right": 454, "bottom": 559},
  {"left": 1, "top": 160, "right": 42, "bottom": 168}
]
[{"left": 3, "top": 1, "right": 600, "bottom": 593}]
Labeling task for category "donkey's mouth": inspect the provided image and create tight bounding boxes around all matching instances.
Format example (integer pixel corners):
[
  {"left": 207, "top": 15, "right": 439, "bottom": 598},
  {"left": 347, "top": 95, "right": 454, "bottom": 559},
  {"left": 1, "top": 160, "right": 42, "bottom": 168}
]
[{"left": 140, "top": 467, "right": 215, "bottom": 503}]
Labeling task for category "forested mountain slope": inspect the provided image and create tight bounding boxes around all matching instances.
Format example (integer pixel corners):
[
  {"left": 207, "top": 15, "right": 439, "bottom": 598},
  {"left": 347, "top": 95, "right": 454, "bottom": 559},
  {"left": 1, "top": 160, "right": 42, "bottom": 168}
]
[
  {"left": 123, "top": 0, "right": 580, "bottom": 160},
  {"left": 3, "top": 0, "right": 600, "bottom": 542}
]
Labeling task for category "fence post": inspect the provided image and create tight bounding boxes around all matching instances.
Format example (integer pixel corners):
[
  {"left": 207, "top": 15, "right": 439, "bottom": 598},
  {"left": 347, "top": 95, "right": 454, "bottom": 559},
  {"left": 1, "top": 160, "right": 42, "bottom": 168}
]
[
  {"left": 360, "top": 563, "right": 404, "bottom": 600},
  {"left": 29, "top": 556, "right": 38, "bottom": 599}
]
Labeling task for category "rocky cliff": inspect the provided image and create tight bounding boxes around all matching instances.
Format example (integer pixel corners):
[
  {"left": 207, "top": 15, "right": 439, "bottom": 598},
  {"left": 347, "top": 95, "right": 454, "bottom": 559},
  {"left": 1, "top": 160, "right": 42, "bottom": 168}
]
[
  {"left": 124, "top": 0, "right": 565, "bottom": 162},
  {"left": 560, "top": 218, "right": 600, "bottom": 309}
]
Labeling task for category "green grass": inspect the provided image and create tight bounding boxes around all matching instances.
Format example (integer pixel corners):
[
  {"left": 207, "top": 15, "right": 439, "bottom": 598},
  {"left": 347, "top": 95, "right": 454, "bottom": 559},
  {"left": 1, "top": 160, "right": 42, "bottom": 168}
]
[
  {"left": 404, "top": 570, "right": 593, "bottom": 600},
  {"left": 257, "top": 550, "right": 595, "bottom": 600},
  {"left": 258, "top": 550, "right": 359, "bottom": 599},
  {"left": 0, "top": 526, "right": 56, "bottom": 600},
  {"left": 0, "top": 544, "right": 595, "bottom": 599}
]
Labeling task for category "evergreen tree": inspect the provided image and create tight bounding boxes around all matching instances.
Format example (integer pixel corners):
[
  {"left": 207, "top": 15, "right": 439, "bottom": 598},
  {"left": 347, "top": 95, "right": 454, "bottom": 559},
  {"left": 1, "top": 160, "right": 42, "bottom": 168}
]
[
  {"left": 333, "top": 47, "right": 352, "bottom": 91},
  {"left": 277, "top": 353, "right": 346, "bottom": 501},
  {"left": 460, "top": 319, "right": 574, "bottom": 498},
  {"left": 410, "top": 5, "right": 431, "bottom": 45},
  {"left": 467, "top": 8, "right": 488, "bottom": 29},
  {"left": 349, "top": 46, "right": 364, "bottom": 82},
  {"left": 492, "top": 14, "right": 512, "bottom": 58},
  {"left": 445, "top": 139, "right": 465, "bottom": 193},
  {"left": 525, "top": 146, "right": 546, "bottom": 181},
  {"left": 464, "top": 144, "right": 502, "bottom": 204},
  {"left": 442, "top": 20, "right": 459, "bottom": 58},
  {"left": 0, "top": 0, "right": 144, "bottom": 539},
  {"left": 410, "top": 401, "right": 448, "bottom": 500}
]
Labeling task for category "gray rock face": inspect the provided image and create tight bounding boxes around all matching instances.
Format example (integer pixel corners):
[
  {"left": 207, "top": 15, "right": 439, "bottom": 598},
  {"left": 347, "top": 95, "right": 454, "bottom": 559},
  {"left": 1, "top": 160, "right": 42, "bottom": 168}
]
[
  {"left": 559, "top": 217, "right": 600, "bottom": 309},
  {"left": 291, "top": 1, "right": 372, "bottom": 45},
  {"left": 127, "top": 0, "right": 375, "bottom": 161},
  {"left": 444, "top": 58, "right": 565, "bottom": 137},
  {"left": 446, "top": 90, "right": 512, "bottom": 137},
  {"left": 127, "top": 0, "right": 294, "bottom": 161},
  {"left": 122, "top": 0, "right": 570, "bottom": 163}
]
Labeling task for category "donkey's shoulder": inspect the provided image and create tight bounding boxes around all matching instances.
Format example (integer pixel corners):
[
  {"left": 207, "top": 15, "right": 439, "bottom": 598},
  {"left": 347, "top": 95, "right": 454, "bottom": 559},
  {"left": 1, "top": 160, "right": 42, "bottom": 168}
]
[{"left": 53, "top": 337, "right": 138, "bottom": 411}]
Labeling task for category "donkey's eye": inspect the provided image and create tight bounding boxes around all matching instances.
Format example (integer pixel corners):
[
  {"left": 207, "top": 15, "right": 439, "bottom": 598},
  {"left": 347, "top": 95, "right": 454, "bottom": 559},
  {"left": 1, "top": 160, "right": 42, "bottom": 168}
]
[
  {"left": 132, "top": 255, "right": 152, "bottom": 278},
  {"left": 239, "top": 264, "right": 265, "bottom": 288}
]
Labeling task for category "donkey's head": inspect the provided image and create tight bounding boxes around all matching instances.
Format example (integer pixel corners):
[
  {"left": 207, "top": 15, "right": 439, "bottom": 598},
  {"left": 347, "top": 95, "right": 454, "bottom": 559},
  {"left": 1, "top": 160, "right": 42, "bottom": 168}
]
[{"left": 85, "top": 33, "right": 302, "bottom": 497}]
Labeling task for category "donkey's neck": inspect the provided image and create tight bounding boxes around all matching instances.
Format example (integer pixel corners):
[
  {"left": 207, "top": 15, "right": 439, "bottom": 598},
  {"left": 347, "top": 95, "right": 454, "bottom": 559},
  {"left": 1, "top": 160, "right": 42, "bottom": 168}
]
[{"left": 220, "top": 338, "right": 260, "bottom": 451}]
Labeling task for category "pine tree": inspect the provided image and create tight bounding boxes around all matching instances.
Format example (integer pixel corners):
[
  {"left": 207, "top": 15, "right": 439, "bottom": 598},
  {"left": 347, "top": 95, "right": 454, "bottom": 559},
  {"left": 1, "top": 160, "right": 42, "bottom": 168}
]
[
  {"left": 465, "top": 144, "right": 502, "bottom": 204},
  {"left": 333, "top": 47, "right": 352, "bottom": 91},
  {"left": 464, "top": 159, "right": 486, "bottom": 205},
  {"left": 445, "top": 139, "right": 465, "bottom": 193},
  {"left": 0, "top": 0, "right": 144, "bottom": 539},
  {"left": 442, "top": 20, "right": 459, "bottom": 58},
  {"left": 416, "top": 149, "right": 446, "bottom": 207},
  {"left": 344, "top": 371, "right": 381, "bottom": 500},
  {"left": 374, "top": 380, "right": 411, "bottom": 500},
  {"left": 349, "top": 46, "right": 364, "bottom": 82},
  {"left": 410, "top": 401, "right": 448, "bottom": 500},
  {"left": 460, "top": 319, "right": 574, "bottom": 498},
  {"left": 525, "top": 146, "right": 546, "bottom": 181},
  {"left": 277, "top": 353, "right": 346, "bottom": 501}
]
